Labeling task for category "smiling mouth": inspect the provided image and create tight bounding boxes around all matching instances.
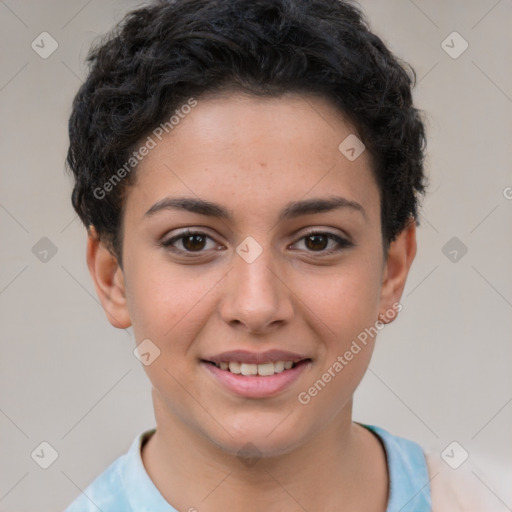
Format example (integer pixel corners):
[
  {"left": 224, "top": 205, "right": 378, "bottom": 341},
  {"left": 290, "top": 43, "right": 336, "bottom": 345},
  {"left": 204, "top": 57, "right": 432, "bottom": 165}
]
[{"left": 202, "top": 359, "right": 311, "bottom": 376}]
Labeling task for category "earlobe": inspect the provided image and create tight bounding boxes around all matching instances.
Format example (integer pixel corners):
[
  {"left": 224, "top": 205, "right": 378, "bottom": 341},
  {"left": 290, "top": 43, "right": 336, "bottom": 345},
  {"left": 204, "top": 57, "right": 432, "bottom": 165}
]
[
  {"left": 378, "top": 217, "right": 417, "bottom": 324},
  {"left": 86, "top": 227, "right": 132, "bottom": 329}
]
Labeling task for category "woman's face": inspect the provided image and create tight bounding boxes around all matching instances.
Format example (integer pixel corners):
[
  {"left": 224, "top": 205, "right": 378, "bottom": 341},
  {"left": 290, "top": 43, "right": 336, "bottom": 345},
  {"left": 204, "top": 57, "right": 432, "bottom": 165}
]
[{"left": 106, "top": 92, "right": 409, "bottom": 456}]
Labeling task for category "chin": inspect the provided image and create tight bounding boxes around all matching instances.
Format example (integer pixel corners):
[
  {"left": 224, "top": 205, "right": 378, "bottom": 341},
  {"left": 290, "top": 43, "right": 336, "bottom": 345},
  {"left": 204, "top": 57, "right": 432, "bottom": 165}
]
[{"left": 205, "top": 412, "right": 308, "bottom": 459}]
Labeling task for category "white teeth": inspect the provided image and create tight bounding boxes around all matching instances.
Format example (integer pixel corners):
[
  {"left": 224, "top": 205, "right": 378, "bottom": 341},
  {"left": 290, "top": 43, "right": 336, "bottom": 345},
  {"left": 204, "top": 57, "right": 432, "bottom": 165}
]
[
  {"left": 273, "top": 361, "right": 285, "bottom": 373},
  {"left": 257, "top": 362, "right": 275, "bottom": 376},
  {"left": 240, "top": 363, "right": 258, "bottom": 376},
  {"left": 216, "top": 360, "right": 297, "bottom": 375},
  {"left": 228, "top": 361, "right": 241, "bottom": 374}
]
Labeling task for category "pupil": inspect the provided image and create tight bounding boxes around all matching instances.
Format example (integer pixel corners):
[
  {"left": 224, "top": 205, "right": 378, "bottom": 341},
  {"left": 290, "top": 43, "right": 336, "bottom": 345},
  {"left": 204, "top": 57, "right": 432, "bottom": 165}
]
[
  {"left": 184, "top": 234, "right": 205, "bottom": 251},
  {"left": 306, "top": 234, "right": 327, "bottom": 251}
]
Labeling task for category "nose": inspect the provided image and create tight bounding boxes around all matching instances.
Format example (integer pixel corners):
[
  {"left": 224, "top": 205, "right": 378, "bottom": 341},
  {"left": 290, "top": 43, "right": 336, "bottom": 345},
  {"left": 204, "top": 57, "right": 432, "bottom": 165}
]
[{"left": 218, "top": 244, "right": 294, "bottom": 335}]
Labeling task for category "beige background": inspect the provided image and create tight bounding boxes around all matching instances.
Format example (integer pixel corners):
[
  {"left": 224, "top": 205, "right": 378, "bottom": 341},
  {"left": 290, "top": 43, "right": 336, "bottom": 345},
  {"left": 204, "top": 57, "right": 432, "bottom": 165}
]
[{"left": 0, "top": 1, "right": 511, "bottom": 510}]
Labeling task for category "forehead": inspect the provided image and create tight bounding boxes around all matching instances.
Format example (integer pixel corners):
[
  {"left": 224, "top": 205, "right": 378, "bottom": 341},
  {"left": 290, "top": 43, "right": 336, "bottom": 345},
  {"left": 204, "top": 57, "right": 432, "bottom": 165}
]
[{"left": 125, "top": 92, "right": 379, "bottom": 226}]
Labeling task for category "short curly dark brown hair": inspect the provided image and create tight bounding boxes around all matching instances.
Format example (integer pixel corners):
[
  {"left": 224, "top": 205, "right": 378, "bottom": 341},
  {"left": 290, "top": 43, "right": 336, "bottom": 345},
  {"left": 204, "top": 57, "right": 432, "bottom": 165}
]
[{"left": 67, "top": 0, "right": 427, "bottom": 264}]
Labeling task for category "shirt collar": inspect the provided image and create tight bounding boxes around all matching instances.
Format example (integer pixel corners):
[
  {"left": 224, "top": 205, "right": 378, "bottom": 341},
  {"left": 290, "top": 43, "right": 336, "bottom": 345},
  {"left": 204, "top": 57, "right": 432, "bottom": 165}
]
[
  {"left": 121, "top": 425, "right": 431, "bottom": 512},
  {"left": 121, "top": 428, "right": 178, "bottom": 512}
]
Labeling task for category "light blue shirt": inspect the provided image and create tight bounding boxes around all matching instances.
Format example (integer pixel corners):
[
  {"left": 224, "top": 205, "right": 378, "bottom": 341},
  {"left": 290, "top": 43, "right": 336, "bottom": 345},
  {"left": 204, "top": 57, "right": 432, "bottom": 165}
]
[{"left": 64, "top": 424, "right": 431, "bottom": 512}]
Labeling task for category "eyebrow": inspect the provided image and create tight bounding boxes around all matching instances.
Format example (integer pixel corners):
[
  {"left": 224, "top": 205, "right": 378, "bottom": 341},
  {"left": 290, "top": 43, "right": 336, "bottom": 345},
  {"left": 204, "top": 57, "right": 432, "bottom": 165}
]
[{"left": 144, "top": 195, "right": 367, "bottom": 222}]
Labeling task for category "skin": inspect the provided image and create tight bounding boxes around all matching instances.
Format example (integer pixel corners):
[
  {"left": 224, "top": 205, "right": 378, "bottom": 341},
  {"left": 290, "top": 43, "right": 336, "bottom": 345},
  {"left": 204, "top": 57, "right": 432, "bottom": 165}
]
[{"left": 87, "top": 92, "right": 417, "bottom": 511}]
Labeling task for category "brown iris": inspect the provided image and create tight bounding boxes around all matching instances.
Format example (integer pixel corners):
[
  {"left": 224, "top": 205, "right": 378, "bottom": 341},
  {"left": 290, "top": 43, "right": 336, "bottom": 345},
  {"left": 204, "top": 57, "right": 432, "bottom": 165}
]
[
  {"left": 182, "top": 234, "right": 207, "bottom": 251},
  {"left": 304, "top": 234, "right": 329, "bottom": 251}
]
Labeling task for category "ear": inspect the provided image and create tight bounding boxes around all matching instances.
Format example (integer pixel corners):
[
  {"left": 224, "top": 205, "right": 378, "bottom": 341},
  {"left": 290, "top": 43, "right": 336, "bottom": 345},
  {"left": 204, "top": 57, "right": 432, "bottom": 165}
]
[
  {"left": 86, "top": 227, "right": 131, "bottom": 329},
  {"left": 378, "top": 217, "right": 417, "bottom": 324}
]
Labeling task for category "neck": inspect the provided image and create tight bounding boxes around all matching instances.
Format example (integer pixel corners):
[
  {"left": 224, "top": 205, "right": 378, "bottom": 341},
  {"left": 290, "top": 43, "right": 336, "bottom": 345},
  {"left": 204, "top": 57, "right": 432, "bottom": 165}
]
[{"left": 141, "top": 389, "right": 388, "bottom": 512}]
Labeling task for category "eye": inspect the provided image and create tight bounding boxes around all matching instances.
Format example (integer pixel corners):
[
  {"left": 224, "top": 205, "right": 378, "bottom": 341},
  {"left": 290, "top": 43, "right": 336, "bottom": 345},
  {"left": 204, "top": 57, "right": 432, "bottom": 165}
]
[
  {"left": 291, "top": 231, "right": 353, "bottom": 254},
  {"left": 161, "top": 230, "right": 221, "bottom": 255},
  {"left": 160, "top": 229, "right": 353, "bottom": 257}
]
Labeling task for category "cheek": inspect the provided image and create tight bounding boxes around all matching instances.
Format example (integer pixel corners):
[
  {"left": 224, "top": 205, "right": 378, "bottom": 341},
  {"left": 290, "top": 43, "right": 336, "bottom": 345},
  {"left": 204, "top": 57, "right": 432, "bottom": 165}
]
[
  {"left": 125, "top": 259, "right": 218, "bottom": 341},
  {"left": 296, "top": 260, "right": 383, "bottom": 343},
  {"left": 294, "top": 269, "right": 380, "bottom": 421},
  {"left": 124, "top": 263, "right": 213, "bottom": 417}
]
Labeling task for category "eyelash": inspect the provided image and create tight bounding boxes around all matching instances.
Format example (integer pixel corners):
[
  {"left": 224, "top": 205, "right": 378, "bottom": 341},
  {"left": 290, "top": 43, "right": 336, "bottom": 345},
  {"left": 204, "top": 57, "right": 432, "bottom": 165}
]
[{"left": 160, "top": 229, "right": 353, "bottom": 256}]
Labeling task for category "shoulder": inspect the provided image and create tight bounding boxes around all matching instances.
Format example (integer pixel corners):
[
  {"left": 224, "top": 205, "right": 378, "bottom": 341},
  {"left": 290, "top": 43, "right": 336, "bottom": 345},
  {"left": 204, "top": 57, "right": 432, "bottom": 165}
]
[
  {"left": 63, "top": 429, "right": 156, "bottom": 512},
  {"left": 361, "top": 424, "right": 431, "bottom": 511},
  {"left": 363, "top": 424, "right": 511, "bottom": 512},
  {"left": 425, "top": 449, "right": 511, "bottom": 512},
  {"left": 63, "top": 454, "right": 130, "bottom": 512}
]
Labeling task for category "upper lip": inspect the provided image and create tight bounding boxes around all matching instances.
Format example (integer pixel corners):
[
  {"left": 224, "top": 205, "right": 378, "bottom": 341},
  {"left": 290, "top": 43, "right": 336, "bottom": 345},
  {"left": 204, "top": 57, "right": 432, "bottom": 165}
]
[{"left": 203, "top": 350, "right": 311, "bottom": 365}]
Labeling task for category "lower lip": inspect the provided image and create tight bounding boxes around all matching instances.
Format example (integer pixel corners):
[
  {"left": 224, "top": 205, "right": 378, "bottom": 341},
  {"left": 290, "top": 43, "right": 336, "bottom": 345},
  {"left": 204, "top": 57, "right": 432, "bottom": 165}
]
[{"left": 202, "top": 361, "right": 310, "bottom": 398}]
